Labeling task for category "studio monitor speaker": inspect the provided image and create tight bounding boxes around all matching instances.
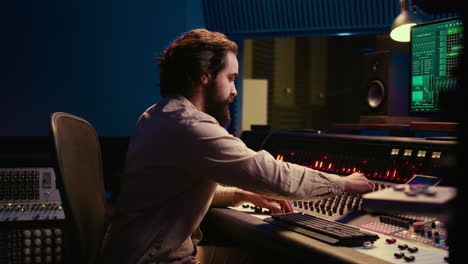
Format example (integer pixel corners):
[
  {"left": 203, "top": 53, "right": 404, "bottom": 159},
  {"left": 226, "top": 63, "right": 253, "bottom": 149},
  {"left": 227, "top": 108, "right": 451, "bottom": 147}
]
[{"left": 360, "top": 50, "right": 409, "bottom": 116}]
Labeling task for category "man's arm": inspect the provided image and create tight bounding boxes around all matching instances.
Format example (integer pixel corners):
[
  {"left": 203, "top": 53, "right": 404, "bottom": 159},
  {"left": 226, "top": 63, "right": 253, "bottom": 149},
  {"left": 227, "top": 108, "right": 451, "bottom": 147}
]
[
  {"left": 188, "top": 121, "right": 373, "bottom": 200},
  {"left": 211, "top": 185, "right": 294, "bottom": 213}
]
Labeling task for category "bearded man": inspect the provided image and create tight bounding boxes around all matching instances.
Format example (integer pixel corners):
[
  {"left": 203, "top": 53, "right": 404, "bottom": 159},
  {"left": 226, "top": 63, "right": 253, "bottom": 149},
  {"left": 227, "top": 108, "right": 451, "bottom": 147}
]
[{"left": 103, "top": 29, "right": 373, "bottom": 264}]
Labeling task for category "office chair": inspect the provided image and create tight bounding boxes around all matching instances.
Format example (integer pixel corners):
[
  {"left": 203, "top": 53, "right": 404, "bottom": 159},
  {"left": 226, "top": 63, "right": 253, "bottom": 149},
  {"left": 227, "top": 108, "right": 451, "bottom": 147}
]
[{"left": 50, "top": 112, "right": 108, "bottom": 264}]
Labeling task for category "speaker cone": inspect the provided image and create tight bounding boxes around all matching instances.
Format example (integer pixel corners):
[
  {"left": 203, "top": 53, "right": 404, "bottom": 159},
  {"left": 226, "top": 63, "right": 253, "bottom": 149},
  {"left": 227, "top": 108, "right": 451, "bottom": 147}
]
[{"left": 367, "top": 80, "right": 385, "bottom": 109}]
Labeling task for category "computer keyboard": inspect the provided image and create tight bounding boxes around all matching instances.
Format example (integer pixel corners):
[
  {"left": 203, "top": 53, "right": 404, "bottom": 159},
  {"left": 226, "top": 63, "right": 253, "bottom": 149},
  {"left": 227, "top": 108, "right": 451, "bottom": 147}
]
[{"left": 264, "top": 212, "right": 379, "bottom": 247}]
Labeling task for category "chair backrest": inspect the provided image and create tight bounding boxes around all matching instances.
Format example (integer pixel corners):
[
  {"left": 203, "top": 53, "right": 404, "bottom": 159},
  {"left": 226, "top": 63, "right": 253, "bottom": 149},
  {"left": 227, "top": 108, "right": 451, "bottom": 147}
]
[{"left": 50, "top": 112, "right": 108, "bottom": 264}]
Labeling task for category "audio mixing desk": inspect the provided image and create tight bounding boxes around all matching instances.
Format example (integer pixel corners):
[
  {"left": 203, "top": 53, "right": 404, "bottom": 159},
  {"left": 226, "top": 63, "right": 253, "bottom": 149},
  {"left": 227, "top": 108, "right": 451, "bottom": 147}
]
[
  {"left": 201, "top": 131, "right": 458, "bottom": 263},
  {"left": 0, "top": 168, "right": 65, "bottom": 264},
  {"left": 221, "top": 191, "right": 450, "bottom": 264}
]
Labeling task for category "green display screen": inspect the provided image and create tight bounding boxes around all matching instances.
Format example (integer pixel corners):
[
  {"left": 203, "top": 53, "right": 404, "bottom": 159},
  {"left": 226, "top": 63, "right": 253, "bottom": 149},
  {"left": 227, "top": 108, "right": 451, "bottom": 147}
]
[{"left": 410, "top": 17, "right": 463, "bottom": 113}]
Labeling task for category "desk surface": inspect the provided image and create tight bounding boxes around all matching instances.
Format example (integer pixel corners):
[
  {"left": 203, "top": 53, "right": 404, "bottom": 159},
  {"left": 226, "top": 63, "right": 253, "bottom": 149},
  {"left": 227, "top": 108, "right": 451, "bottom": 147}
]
[{"left": 202, "top": 208, "right": 392, "bottom": 264}]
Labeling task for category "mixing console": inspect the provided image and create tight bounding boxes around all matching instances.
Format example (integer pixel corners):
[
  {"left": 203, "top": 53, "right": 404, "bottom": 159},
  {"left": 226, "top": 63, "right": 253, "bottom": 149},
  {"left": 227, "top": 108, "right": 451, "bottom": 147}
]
[
  {"left": 289, "top": 185, "right": 449, "bottom": 250},
  {"left": 235, "top": 131, "right": 457, "bottom": 263},
  {"left": 0, "top": 168, "right": 65, "bottom": 264},
  {"left": 0, "top": 221, "right": 64, "bottom": 264}
]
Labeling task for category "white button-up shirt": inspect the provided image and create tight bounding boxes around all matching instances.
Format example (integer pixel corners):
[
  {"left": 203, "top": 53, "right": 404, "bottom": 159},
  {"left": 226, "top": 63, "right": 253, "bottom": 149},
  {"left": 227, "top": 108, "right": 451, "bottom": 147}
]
[{"left": 106, "top": 96, "right": 345, "bottom": 263}]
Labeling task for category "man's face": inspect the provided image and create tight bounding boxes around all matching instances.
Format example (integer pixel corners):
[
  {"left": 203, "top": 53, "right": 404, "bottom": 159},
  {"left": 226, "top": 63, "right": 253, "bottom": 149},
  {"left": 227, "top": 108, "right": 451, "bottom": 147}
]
[{"left": 205, "top": 51, "right": 238, "bottom": 127}]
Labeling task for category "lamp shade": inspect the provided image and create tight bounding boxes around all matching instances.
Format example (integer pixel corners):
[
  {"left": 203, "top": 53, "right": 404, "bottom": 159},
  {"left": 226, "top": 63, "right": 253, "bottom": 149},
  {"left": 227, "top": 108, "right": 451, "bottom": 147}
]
[{"left": 390, "top": 1, "right": 422, "bottom": 42}]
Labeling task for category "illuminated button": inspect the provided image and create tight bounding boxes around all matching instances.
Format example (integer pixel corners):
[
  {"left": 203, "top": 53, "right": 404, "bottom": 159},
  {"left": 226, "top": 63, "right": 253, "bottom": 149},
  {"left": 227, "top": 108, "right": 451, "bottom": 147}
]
[
  {"left": 417, "top": 150, "right": 427, "bottom": 158},
  {"left": 431, "top": 152, "right": 441, "bottom": 159},
  {"left": 391, "top": 148, "right": 400, "bottom": 156},
  {"left": 403, "top": 149, "right": 412, "bottom": 157}
]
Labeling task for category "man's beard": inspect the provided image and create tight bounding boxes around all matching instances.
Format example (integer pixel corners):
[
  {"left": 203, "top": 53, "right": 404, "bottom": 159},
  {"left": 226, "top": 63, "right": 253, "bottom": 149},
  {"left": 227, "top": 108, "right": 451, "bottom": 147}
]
[{"left": 205, "top": 83, "right": 232, "bottom": 127}]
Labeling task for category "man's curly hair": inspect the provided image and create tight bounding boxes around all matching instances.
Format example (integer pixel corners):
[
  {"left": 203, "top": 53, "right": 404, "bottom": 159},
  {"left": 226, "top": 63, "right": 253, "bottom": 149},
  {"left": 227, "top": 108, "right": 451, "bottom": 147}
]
[{"left": 158, "top": 29, "right": 238, "bottom": 97}]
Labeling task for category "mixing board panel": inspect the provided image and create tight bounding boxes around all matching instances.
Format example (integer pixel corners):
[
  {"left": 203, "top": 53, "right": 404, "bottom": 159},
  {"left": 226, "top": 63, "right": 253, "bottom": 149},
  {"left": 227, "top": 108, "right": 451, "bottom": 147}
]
[
  {"left": 0, "top": 168, "right": 65, "bottom": 264},
  {"left": 231, "top": 203, "right": 449, "bottom": 263},
  {"left": 236, "top": 131, "right": 457, "bottom": 263},
  {"left": 1, "top": 168, "right": 64, "bottom": 222}
]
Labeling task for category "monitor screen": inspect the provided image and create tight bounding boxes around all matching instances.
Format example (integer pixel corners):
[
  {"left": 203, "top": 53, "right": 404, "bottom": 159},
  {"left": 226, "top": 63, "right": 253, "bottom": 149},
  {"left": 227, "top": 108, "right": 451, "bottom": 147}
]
[{"left": 409, "top": 17, "right": 463, "bottom": 114}]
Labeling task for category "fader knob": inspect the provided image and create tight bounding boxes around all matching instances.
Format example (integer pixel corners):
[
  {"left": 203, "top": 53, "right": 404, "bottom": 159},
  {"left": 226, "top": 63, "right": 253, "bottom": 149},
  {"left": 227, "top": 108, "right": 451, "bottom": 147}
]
[
  {"left": 33, "top": 238, "right": 42, "bottom": 247},
  {"left": 24, "top": 239, "right": 32, "bottom": 247},
  {"left": 33, "top": 247, "right": 41, "bottom": 255},
  {"left": 412, "top": 221, "right": 425, "bottom": 232},
  {"left": 33, "top": 229, "right": 41, "bottom": 237},
  {"left": 44, "top": 255, "right": 53, "bottom": 264},
  {"left": 23, "top": 230, "right": 32, "bottom": 238},
  {"left": 55, "top": 237, "right": 63, "bottom": 245},
  {"left": 53, "top": 229, "right": 62, "bottom": 236},
  {"left": 34, "top": 256, "right": 42, "bottom": 263},
  {"left": 55, "top": 246, "right": 62, "bottom": 254},
  {"left": 43, "top": 229, "right": 52, "bottom": 237},
  {"left": 44, "top": 247, "right": 52, "bottom": 255},
  {"left": 45, "top": 238, "right": 52, "bottom": 246}
]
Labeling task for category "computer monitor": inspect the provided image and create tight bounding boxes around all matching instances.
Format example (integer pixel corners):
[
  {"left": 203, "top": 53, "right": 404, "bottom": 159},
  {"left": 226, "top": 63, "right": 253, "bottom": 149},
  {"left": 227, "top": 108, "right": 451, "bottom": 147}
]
[{"left": 409, "top": 17, "right": 463, "bottom": 115}]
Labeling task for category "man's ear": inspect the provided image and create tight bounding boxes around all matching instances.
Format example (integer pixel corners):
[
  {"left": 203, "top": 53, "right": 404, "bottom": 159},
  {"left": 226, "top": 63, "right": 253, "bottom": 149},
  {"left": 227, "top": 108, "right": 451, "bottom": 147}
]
[{"left": 200, "top": 73, "right": 211, "bottom": 86}]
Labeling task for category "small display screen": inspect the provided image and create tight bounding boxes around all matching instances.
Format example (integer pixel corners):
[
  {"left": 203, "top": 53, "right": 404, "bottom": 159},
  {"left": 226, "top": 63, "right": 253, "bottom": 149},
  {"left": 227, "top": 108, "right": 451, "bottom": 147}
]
[{"left": 407, "top": 174, "right": 441, "bottom": 186}]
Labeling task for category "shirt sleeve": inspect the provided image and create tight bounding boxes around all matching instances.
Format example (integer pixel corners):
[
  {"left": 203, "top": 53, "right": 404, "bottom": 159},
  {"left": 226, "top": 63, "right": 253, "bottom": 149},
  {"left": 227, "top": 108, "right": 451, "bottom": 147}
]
[
  {"left": 186, "top": 120, "right": 345, "bottom": 201},
  {"left": 210, "top": 186, "right": 241, "bottom": 207}
]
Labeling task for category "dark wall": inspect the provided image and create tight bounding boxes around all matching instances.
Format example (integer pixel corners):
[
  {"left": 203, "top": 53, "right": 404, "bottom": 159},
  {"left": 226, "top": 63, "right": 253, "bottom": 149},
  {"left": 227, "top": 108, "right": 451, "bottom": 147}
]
[{"left": 1, "top": 0, "right": 205, "bottom": 136}]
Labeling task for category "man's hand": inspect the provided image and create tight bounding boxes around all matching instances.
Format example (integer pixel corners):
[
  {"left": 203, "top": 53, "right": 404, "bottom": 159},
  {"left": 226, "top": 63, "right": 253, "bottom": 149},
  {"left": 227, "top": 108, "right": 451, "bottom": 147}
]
[
  {"left": 342, "top": 172, "right": 374, "bottom": 194},
  {"left": 235, "top": 189, "right": 294, "bottom": 214}
]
